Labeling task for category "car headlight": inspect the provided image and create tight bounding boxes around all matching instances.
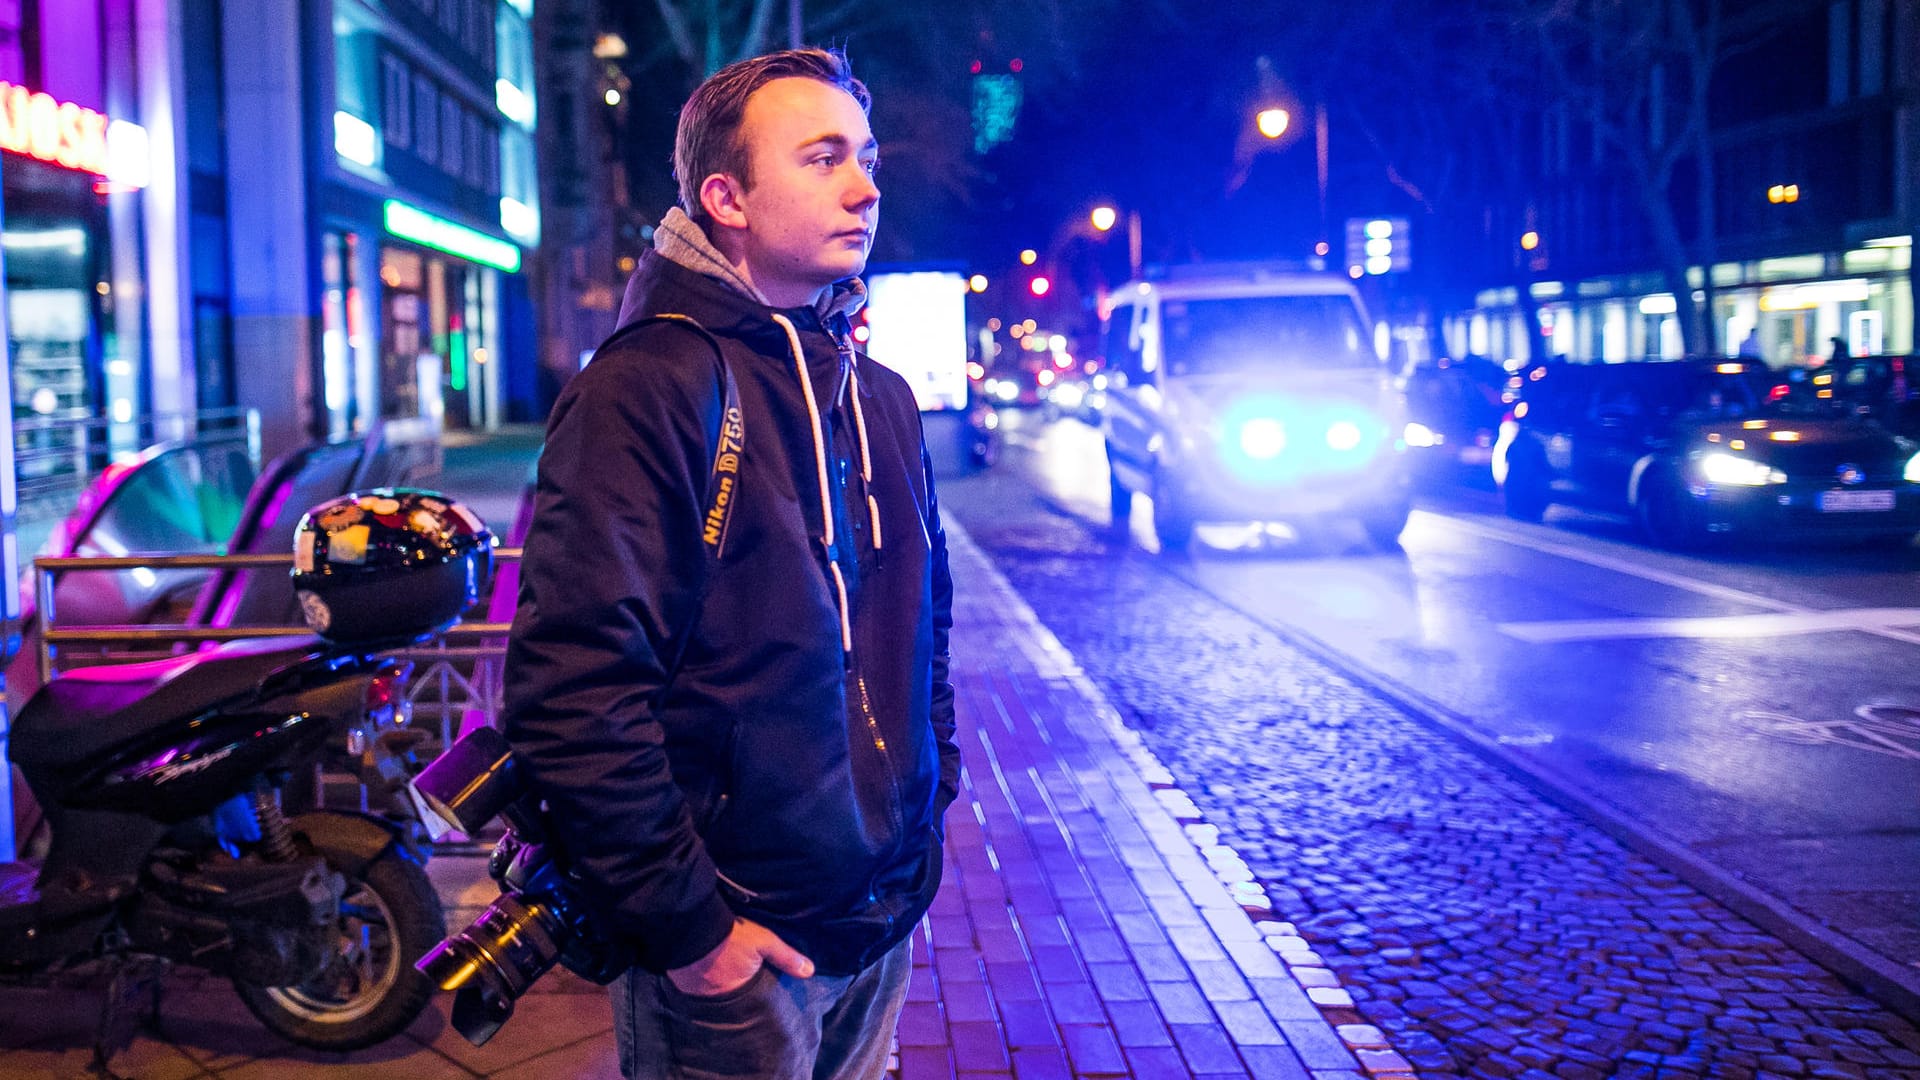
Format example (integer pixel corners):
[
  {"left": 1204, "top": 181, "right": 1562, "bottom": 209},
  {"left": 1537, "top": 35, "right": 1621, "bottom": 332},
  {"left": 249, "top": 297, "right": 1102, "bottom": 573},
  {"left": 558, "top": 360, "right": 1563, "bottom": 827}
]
[
  {"left": 1906, "top": 452, "right": 1920, "bottom": 484},
  {"left": 1402, "top": 422, "right": 1440, "bottom": 448},
  {"left": 1238, "top": 418, "right": 1286, "bottom": 459},
  {"left": 1325, "top": 420, "right": 1364, "bottom": 451},
  {"left": 1699, "top": 452, "right": 1785, "bottom": 486}
]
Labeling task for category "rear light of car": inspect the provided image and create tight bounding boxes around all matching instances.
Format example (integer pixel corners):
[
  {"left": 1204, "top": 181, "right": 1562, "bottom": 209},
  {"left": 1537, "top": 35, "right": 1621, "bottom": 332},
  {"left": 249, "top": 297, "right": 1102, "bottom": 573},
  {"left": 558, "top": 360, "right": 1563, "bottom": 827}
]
[{"left": 366, "top": 662, "right": 415, "bottom": 730}]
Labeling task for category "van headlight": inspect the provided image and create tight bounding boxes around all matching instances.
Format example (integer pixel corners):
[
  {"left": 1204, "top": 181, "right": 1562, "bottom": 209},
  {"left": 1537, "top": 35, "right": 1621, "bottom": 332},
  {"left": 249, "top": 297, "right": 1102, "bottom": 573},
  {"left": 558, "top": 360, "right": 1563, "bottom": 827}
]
[
  {"left": 1325, "top": 421, "right": 1364, "bottom": 451},
  {"left": 1906, "top": 453, "right": 1920, "bottom": 483},
  {"left": 1403, "top": 422, "right": 1440, "bottom": 448},
  {"left": 1237, "top": 418, "right": 1286, "bottom": 459},
  {"left": 1699, "top": 452, "right": 1784, "bottom": 486}
]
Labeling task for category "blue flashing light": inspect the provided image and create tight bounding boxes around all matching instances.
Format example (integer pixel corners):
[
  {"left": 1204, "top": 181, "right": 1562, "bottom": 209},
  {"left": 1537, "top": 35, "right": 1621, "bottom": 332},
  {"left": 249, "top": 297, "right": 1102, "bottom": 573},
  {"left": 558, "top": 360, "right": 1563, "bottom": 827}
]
[
  {"left": 1238, "top": 418, "right": 1286, "bottom": 459},
  {"left": 1215, "top": 395, "right": 1386, "bottom": 485},
  {"left": 1325, "top": 420, "right": 1363, "bottom": 451}
]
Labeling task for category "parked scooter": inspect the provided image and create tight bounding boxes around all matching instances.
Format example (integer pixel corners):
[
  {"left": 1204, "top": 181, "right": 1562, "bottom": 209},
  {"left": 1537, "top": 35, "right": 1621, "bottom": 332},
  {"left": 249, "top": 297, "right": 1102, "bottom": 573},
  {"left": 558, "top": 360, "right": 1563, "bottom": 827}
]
[{"left": 0, "top": 489, "right": 493, "bottom": 1067}]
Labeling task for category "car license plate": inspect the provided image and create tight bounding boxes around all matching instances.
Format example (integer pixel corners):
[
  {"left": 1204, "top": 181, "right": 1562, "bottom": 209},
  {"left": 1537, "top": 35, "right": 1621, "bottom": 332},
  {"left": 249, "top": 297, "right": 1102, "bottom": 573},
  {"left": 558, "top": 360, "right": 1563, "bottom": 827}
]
[{"left": 1817, "top": 489, "right": 1896, "bottom": 512}]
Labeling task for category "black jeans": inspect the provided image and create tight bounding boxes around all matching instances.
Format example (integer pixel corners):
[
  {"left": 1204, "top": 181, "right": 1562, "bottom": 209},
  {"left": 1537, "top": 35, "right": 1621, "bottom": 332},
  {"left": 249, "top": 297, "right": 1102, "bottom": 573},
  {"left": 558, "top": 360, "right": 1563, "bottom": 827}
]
[{"left": 611, "top": 938, "right": 912, "bottom": 1080}]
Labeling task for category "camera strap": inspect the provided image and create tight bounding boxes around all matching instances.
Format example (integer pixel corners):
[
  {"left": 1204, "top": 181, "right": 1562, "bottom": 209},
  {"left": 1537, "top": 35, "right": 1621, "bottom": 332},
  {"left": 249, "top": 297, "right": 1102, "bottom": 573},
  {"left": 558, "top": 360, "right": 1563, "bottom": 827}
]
[{"left": 604, "top": 312, "right": 741, "bottom": 695}]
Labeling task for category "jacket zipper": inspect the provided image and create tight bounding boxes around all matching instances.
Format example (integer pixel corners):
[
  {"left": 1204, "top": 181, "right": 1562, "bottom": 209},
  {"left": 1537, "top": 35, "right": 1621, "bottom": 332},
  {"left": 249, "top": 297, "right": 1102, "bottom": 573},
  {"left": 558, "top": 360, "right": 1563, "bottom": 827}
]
[
  {"left": 856, "top": 671, "right": 903, "bottom": 830},
  {"left": 828, "top": 325, "right": 905, "bottom": 942},
  {"left": 856, "top": 669, "right": 905, "bottom": 941}
]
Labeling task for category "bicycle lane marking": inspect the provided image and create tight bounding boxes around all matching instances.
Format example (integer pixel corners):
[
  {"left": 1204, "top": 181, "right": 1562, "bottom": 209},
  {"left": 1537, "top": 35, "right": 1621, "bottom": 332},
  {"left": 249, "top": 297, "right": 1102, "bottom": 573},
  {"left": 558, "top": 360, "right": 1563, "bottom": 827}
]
[{"left": 1742, "top": 705, "right": 1920, "bottom": 761}]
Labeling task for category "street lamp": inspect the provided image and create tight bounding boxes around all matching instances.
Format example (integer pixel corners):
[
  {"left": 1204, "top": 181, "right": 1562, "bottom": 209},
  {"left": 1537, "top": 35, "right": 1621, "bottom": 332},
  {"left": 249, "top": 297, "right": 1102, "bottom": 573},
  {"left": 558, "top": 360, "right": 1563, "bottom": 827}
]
[
  {"left": 1256, "top": 107, "right": 1290, "bottom": 140},
  {"left": 1090, "top": 205, "right": 1118, "bottom": 233}
]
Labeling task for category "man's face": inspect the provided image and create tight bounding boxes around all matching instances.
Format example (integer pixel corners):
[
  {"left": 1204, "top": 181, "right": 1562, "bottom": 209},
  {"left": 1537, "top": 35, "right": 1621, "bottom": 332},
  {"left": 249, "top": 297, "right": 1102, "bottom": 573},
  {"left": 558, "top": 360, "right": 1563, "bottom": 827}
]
[{"left": 731, "top": 77, "right": 880, "bottom": 307}]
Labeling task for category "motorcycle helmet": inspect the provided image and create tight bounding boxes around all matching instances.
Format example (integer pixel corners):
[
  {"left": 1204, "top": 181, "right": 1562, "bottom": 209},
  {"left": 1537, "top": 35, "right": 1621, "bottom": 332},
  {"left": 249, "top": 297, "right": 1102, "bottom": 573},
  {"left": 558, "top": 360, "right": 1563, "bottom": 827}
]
[{"left": 291, "top": 489, "right": 495, "bottom": 645}]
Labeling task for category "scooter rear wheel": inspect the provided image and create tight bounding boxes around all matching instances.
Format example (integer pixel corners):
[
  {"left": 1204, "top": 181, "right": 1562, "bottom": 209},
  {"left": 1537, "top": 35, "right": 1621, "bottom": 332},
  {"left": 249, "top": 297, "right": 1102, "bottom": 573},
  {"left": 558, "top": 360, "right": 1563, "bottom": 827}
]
[{"left": 234, "top": 849, "right": 443, "bottom": 1051}]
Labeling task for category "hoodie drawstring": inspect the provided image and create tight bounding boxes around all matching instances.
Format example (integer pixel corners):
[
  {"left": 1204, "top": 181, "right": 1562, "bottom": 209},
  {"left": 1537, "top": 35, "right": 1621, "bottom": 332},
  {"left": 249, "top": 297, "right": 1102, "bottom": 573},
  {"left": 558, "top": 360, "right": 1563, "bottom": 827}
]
[
  {"left": 845, "top": 364, "right": 883, "bottom": 554},
  {"left": 773, "top": 313, "right": 855, "bottom": 656}
]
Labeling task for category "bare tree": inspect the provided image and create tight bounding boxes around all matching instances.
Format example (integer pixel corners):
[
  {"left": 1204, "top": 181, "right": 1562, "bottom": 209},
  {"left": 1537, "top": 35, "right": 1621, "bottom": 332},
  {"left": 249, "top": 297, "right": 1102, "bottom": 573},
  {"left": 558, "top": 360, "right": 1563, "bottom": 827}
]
[
  {"left": 1274, "top": 0, "right": 1553, "bottom": 359},
  {"left": 649, "top": 0, "right": 864, "bottom": 75},
  {"left": 1523, "top": 0, "right": 1731, "bottom": 355}
]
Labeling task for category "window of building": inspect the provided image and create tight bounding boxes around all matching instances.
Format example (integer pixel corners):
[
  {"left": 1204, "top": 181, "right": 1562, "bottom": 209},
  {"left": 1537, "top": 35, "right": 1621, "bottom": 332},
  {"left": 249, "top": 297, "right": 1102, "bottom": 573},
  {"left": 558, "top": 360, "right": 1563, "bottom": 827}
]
[
  {"left": 496, "top": 5, "right": 535, "bottom": 117},
  {"left": 440, "top": 95, "right": 464, "bottom": 177},
  {"left": 413, "top": 73, "right": 439, "bottom": 166},
  {"left": 464, "top": 111, "right": 488, "bottom": 191},
  {"left": 1829, "top": 2, "right": 1852, "bottom": 104},
  {"left": 382, "top": 54, "right": 410, "bottom": 149},
  {"left": 336, "top": 28, "right": 376, "bottom": 123},
  {"left": 1858, "top": 0, "right": 1887, "bottom": 96},
  {"left": 501, "top": 124, "right": 535, "bottom": 209}
]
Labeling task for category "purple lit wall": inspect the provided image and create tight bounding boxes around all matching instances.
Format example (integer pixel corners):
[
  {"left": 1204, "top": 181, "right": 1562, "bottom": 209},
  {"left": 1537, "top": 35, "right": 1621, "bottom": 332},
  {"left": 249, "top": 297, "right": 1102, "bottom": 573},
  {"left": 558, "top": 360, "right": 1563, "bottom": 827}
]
[{"left": 37, "top": 0, "right": 104, "bottom": 111}]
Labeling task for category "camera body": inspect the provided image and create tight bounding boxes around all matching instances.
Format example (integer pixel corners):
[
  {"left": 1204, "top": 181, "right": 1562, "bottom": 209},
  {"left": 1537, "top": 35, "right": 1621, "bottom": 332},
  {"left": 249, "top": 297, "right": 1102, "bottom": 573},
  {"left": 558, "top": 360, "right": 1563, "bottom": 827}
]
[{"left": 409, "top": 727, "right": 630, "bottom": 1046}]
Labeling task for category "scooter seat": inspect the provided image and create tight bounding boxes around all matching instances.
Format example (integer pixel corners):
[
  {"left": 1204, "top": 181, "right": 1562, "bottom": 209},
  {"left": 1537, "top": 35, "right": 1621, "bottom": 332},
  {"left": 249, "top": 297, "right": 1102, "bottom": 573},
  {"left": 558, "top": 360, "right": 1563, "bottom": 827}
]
[{"left": 10, "top": 637, "right": 328, "bottom": 767}]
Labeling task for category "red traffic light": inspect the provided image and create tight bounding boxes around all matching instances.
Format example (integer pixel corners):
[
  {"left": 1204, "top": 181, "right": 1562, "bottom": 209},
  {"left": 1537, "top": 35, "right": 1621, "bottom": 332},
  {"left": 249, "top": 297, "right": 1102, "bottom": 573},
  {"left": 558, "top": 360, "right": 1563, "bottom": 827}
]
[{"left": 1029, "top": 275, "right": 1051, "bottom": 297}]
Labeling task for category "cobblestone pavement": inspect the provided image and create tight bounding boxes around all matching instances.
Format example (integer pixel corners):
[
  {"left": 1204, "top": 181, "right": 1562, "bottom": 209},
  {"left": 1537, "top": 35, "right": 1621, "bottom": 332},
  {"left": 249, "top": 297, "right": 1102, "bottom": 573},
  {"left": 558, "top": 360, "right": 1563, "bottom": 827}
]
[{"left": 945, "top": 494, "right": 1920, "bottom": 1080}]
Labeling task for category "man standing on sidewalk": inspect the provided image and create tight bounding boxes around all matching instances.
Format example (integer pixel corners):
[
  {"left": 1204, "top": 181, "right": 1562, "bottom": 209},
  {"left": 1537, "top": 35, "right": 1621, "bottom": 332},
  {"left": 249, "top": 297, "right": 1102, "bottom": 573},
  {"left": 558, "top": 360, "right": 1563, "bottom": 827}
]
[{"left": 503, "top": 48, "right": 958, "bottom": 1080}]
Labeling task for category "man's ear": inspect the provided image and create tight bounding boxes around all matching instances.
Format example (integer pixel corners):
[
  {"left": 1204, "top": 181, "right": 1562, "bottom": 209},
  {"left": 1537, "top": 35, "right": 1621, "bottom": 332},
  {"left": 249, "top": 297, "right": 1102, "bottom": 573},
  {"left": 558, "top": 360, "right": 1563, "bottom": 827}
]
[{"left": 699, "top": 173, "right": 749, "bottom": 231}]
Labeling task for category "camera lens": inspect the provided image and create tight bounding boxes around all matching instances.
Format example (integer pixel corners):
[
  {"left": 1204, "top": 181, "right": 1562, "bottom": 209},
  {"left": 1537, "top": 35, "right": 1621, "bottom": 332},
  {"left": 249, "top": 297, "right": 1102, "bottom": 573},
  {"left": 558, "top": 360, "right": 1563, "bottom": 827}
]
[{"left": 418, "top": 891, "right": 566, "bottom": 998}]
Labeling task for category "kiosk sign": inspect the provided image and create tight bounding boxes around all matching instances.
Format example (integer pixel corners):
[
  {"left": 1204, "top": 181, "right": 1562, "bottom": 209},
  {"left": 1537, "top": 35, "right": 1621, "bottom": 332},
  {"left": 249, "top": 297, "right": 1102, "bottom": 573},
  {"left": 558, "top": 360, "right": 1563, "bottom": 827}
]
[{"left": 0, "top": 82, "right": 149, "bottom": 189}]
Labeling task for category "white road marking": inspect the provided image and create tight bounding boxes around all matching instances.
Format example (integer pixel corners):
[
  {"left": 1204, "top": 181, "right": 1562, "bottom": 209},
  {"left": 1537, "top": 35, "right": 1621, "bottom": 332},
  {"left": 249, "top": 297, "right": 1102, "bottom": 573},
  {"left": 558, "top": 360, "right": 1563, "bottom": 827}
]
[
  {"left": 1440, "top": 514, "right": 1920, "bottom": 648},
  {"left": 1499, "top": 607, "right": 1920, "bottom": 643}
]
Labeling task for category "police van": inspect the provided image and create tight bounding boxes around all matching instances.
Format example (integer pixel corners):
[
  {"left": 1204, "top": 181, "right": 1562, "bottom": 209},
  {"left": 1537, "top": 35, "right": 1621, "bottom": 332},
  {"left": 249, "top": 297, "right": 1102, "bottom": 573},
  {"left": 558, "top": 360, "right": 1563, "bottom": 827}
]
[{"left": 1100, "top": 265, "right": 1411, "bottom": 551}]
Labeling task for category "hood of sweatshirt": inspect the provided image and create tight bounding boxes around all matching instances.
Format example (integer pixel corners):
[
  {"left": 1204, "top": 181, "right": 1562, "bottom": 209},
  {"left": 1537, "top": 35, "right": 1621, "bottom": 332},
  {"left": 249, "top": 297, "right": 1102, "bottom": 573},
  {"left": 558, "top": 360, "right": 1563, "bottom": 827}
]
[{"left": 623, "top": 207, "right": 868, "bottom": 335}]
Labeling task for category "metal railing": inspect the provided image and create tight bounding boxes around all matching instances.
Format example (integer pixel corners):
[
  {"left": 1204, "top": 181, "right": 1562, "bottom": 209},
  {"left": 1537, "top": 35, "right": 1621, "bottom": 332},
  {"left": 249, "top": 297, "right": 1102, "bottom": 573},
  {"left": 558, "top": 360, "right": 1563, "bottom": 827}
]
[
  {"left": 14, "top": 408, "right": 260, "bottom": 520},
  {"left": 33, "top": 547, "right": 523, "bottom": 748}
]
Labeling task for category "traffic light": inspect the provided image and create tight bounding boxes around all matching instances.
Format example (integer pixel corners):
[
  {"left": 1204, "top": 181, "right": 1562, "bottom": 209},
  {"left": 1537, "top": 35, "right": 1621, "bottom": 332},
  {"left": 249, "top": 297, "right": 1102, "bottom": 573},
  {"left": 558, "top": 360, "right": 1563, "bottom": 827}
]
[{"left": 1344, "top": 217, "right": 1410, "bottom": 276}]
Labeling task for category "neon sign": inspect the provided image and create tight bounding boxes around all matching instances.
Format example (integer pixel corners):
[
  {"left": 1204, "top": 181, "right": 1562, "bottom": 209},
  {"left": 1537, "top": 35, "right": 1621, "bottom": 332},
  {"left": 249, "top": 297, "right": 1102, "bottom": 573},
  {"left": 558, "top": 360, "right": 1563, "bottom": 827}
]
[
  {"left": 383, "top": 200, "right": 521, "bottom": 273},
  {"left": 0, "top": 82, "right": 149, "bottom": 189}
]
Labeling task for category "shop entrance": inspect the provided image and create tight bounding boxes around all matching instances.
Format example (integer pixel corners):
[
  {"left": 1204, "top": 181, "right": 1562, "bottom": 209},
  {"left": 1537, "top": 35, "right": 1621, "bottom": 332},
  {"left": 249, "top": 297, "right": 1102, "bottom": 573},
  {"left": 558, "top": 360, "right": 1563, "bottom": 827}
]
[{"left": 378, "top": 244, "right": 492, "bottom": 429}]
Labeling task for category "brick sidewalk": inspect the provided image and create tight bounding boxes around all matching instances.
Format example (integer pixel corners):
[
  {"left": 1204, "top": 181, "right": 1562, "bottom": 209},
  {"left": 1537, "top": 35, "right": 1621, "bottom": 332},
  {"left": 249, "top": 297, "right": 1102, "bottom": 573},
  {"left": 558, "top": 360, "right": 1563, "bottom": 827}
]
[
  {"left": 0, "top": 520, "right": 1373, "bottom": 1078},
  {"left": 905, "top": 524, "right": 1368, "bottom": 1080}
]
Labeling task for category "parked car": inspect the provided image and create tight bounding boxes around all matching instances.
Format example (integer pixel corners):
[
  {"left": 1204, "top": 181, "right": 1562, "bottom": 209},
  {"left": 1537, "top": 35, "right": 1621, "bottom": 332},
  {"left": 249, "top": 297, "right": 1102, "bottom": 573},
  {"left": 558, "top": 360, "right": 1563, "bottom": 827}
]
[
  {"left": 1496, "top": 358, "right": 1920, "bottom": 547},
  {"left": 1100, "top": 266, "right": 1410, "bottom": 551},
  {"left": 1399, "top": 355, "right": 1509, "bottom": 483},
  {"left": 1821, "top": 353, "right": 1920, "bottom": 438}
]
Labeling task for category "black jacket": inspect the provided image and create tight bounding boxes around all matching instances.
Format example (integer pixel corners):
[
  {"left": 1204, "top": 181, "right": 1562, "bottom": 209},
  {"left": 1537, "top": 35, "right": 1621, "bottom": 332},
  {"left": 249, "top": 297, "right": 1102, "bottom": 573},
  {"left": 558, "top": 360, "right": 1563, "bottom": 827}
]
[{"left": 503, "top": 251, "right": 957, "bottom": 977}]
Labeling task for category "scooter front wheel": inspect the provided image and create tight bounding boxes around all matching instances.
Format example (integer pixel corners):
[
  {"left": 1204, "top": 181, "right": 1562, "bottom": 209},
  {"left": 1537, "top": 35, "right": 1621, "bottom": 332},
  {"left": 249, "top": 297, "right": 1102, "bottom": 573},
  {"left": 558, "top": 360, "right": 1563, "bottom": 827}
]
[{"left": 234, "top": 849, "right": 444, "bottom": 1051}]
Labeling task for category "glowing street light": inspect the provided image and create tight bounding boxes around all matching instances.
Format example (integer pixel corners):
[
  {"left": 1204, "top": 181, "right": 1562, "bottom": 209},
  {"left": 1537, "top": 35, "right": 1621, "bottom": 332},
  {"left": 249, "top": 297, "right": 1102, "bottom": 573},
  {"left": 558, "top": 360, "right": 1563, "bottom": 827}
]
[
  {"left": 1256, "top": 107, "right": 1290, "bottom": 139},
  {"left": 1520, "top": 230, "right": 1540, "bottom": 251},
  {"left": 968, "top": 274, "right": 989, "bottom": 293},
  {"left": 1090, "top": 205, "right": 1118, "bottom": 233},
  {"left": 1019, "top": 248, "right": 1038, "bottom": 266}
]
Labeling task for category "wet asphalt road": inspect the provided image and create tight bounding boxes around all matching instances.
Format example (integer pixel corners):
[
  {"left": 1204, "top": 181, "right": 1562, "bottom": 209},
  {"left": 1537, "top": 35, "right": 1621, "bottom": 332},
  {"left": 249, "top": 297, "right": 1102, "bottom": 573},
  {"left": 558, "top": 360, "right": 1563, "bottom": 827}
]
[{"left": 938, "top": 408, "right": 1920, "bottom": 1077}]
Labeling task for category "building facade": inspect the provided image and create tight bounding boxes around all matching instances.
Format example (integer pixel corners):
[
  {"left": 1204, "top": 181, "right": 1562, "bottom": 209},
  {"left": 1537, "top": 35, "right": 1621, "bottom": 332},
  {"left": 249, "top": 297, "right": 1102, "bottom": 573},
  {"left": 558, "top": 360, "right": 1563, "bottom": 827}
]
[
  {"left": 2, "top": 0, "right": 189, "bottom": 463},
  {"left": 1451, "top": 0, "right": 1917, "bottom": 370},
  {"left": 207, "top": 0, "right": 541, "bottom": 460}
]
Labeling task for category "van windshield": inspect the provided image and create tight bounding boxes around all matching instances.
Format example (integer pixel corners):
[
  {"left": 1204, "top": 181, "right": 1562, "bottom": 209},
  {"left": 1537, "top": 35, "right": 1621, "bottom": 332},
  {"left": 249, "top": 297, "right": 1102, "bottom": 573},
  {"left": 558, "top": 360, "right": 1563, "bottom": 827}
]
[{"left": 1161, "top": 295, "right": 1374, "bottom": 376}]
